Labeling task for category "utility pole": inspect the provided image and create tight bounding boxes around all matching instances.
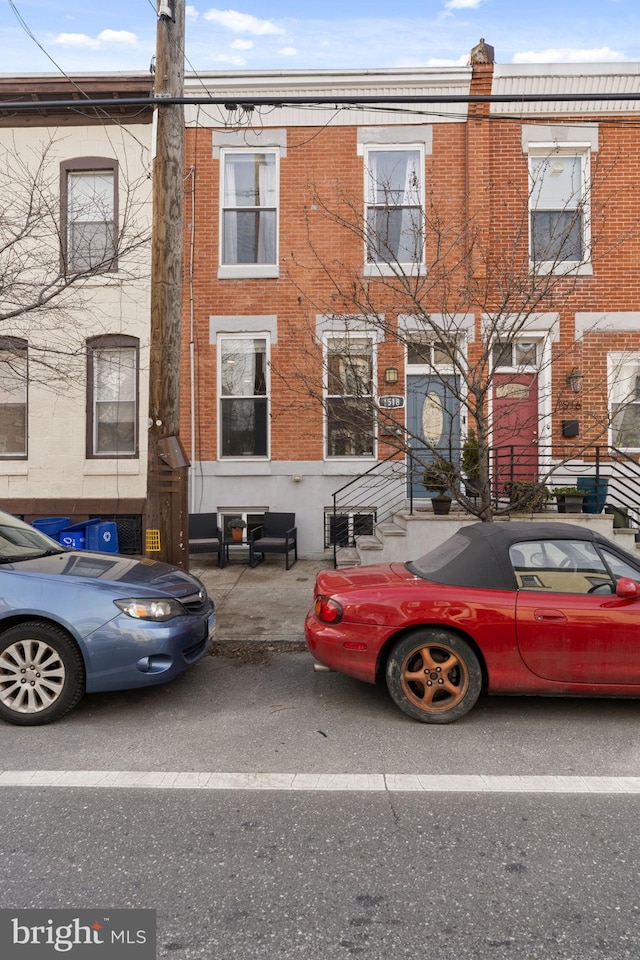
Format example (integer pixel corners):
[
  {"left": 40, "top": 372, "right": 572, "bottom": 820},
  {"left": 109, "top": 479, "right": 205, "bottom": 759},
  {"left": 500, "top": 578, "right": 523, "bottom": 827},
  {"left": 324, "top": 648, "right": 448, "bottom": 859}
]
[{"left": 146, "top": 0, "right": 188, "bottom": 568}]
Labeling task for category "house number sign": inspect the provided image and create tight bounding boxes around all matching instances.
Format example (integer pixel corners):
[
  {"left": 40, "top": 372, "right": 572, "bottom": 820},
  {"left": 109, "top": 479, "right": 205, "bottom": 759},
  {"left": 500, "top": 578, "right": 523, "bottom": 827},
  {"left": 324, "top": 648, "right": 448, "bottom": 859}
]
[{"left": 378, "top": 395, "right": 405, "bottom": 409}]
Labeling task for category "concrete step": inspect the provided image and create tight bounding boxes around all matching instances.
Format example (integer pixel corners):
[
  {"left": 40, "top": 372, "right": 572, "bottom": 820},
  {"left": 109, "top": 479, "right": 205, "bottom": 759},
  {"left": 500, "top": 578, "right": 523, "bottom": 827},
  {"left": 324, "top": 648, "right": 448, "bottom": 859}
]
[
  {"left": 335, "top": 546, "right": 361, "bottom": 568},
  {"left": 612, "top": 527, "right": 639, "bottom": 542},
  {"left": 376, "top": 521, "right": 406, "bottom": 538},
  {"left": 355, "top": 535, "right": 383, "bottom": 553}
]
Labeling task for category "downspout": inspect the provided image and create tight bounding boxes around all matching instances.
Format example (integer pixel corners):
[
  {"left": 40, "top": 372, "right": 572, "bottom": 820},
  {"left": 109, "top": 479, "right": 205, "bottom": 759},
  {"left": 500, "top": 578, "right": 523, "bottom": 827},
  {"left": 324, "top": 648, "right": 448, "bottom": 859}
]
[{"left": 187, "top": 164, "right": 196, "bottom": 508}]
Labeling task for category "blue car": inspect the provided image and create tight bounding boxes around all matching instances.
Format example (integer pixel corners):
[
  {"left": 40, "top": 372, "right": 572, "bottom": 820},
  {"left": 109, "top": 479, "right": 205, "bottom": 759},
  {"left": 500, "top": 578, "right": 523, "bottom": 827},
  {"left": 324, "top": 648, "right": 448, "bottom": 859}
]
[{"left": 0, "top": 510, "right": 215, "bottom": 725}]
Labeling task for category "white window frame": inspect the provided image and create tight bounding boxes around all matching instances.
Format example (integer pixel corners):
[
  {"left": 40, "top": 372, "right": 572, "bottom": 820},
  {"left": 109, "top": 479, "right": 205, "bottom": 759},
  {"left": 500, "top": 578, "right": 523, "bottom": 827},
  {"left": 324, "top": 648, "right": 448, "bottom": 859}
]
[
  {"left": 608, "top": 352, "right": 640, "bottom": 452},
  {"left": 62, "top": 159, "right": 118, "bottom": 275},
  {"left": 87, "top": 336, "right": 139, "bottom": 459},
  {"left": 219, "top": 511, "right": 265, "bottom": 541},
  {"left": 405, "top": 337, "right": 461, "bottom": 372},
  {"left": 528, "top": 144, "right": 592, "bottom": 276},
  {"left": 490, "top": 337, "right": 541, "bottom": 373},
  {"left": 363, "top": 144, "right": 425, "bottom": 278},
  {"left": 324, "top": 333, "right": 376, "bottom": 460},
  {"left": 218, "top": 148, "right": 279, "bottom": 280},
  {"left": 218, "top": 334, "right": 270, "bottom": 459},
  {"left": 324, "top": 509, "right": 376, "bottom": 548}
]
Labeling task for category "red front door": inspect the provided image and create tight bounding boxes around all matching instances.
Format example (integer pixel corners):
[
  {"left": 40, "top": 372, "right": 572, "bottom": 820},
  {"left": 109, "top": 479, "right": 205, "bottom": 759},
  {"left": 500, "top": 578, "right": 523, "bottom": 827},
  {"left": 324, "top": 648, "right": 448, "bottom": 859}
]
[{"left": 492, "top": 372, "right": 539, "bottom": 491}]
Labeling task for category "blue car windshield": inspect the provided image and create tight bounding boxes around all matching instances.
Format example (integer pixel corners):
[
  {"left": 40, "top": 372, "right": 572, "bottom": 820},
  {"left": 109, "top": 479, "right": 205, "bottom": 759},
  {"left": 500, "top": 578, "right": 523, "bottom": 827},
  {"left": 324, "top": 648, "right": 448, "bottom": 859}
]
[{"left": 0, "top": 521, "right": 62, "bottom": 560}]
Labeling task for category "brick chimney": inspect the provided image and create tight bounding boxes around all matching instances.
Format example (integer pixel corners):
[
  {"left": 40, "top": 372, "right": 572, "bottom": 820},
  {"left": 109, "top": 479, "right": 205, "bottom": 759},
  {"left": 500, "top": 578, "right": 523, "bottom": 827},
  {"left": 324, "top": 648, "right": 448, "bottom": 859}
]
[{"left": 469, "top": 38, "right": 495, "bottom": 64}]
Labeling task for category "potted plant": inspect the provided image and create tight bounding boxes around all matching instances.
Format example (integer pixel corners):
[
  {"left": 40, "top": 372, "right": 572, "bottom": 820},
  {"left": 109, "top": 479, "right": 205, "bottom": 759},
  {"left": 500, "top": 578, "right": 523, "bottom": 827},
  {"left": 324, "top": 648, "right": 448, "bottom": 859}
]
[
  {"left": 228, "top": 518, "right": 247, "bottom": 541},
  {"left": 461, "top": 430, "right": 481, "bottom": 497},
  {"left": 423, "top": 459, "right": 455, "bottom": 515},
  {"left": 508, "top": 481, "right": 549, "bottom": 513},
  {"left": 552, "top": 486, "right": 587, "bottom": 514}
]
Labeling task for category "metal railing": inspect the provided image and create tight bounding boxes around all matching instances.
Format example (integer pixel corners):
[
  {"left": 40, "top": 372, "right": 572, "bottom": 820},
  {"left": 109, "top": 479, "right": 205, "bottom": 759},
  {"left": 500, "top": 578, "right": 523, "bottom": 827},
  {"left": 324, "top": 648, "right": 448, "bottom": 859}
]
[
  {"left": 331, "top": 443, "right": 640, "bottom": 566},
  {"left": 331, "top": 454, "right": 408, "bottom": 567}
]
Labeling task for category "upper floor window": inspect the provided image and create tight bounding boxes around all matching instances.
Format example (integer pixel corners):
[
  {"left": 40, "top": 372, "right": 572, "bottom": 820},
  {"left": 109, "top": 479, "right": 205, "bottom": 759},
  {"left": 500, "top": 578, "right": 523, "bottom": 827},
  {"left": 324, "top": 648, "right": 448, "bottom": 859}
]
[
  {"left": 0, "top": 337, "right": 27, "bottom": 459},
  {"left": 220, "top": 150, "right": 278, "bottom": 278},
  {"left": 86, "top": 335, "right": 138, "bottom": 458},
  {"left": 219, "top": 336, "right": 269, "bottom": 458},
  {"left": 364, "top": 146, "right": 424, "bottom": 275},
  {"left": 61, "top": 158, "right": 118, "bottom": 274},
  {"left": 325, "top": 336, "right": 375, "bottom": 458},
  {"left": 609, "top": 354, "right": 640, "bottom": 451},
  {"left": 529, "top": 149, "right": 590, "bottom": 272}
]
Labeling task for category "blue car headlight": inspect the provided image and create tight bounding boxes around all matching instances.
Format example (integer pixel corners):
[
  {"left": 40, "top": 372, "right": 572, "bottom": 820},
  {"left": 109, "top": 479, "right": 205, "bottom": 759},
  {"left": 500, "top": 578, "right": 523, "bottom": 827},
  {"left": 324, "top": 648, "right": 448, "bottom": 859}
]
[{"left": 114, "top": 598, "right": 187, "bottom": 621}]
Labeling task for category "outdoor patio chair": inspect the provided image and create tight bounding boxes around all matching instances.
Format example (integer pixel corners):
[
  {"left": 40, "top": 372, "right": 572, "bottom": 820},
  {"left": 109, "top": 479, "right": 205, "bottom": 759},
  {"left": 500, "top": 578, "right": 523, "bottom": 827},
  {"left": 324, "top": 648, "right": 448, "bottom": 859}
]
[
  {"left": 249, "top": 512, "right": 298, "bottom": 570},
  {"left": 188, "top": 512, "right": 225, "bottom": 567}
]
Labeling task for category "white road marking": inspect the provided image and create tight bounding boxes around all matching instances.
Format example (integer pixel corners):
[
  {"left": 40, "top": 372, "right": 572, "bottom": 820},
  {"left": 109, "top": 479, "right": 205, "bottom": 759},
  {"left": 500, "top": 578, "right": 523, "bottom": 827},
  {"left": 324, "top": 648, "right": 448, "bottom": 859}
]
[{"left": 1, "top": 771, "right": 640, "bottom": 793}]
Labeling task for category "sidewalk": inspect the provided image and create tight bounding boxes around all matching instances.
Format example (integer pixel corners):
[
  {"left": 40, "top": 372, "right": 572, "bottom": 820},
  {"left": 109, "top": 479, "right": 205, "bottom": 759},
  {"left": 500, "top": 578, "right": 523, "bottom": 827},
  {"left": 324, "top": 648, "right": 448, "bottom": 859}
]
[{"left": 190, "top": 556, "right": 330, "bottom": 646}]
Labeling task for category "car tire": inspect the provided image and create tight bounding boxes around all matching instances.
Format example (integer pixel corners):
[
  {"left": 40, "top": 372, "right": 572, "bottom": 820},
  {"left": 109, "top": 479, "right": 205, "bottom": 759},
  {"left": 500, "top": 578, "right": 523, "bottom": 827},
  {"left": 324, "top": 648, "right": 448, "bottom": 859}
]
[
  {"left": 0, "top": 621, "right": 86, "bottom": 726},
  {"left": 386, "top": 629, "right": 482, "bottom": 724}
]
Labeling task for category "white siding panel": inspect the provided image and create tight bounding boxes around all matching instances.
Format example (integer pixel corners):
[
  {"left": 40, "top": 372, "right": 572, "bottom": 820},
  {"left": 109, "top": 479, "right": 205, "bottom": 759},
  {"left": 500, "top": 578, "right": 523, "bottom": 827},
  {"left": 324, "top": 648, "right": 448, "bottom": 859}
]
[{"left": 492, "top": 63, "right": 640, "bottom": 115}]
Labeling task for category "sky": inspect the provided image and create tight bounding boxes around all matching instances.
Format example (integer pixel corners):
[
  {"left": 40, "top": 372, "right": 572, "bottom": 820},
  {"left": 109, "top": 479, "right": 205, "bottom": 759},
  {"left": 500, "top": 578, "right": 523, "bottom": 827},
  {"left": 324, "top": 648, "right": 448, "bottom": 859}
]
[{"left": 3, "top": 0, "right": 640, "bottom": 76}]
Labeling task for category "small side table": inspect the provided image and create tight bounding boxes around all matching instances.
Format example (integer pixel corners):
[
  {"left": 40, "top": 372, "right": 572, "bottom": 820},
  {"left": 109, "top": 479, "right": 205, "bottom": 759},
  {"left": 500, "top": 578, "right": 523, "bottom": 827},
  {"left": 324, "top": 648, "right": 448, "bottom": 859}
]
[{"left": 223, "top": 536, "right": 250, "bottom": 564}]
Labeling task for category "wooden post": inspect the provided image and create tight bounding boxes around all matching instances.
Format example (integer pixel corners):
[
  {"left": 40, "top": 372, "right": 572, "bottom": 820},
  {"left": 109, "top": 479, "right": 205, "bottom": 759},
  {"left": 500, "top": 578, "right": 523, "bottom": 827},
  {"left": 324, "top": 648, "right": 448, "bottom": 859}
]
[{"left": 146, "top": 0, "right": 188, "bottom": 568}]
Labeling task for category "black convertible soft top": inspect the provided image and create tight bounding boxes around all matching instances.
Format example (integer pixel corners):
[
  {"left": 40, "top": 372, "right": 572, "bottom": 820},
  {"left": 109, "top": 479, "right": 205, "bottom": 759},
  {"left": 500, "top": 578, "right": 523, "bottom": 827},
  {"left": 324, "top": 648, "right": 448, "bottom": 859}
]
[{"left": 407, "top": 521, "right": 623, "bottom": 591}]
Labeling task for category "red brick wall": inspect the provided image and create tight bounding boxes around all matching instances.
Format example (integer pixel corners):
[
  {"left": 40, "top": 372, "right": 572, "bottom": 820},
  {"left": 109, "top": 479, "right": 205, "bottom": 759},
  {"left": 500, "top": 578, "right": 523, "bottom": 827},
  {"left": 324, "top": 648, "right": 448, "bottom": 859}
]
[{"left": 182, "top": 85, "right": 640, "bottom": 465}]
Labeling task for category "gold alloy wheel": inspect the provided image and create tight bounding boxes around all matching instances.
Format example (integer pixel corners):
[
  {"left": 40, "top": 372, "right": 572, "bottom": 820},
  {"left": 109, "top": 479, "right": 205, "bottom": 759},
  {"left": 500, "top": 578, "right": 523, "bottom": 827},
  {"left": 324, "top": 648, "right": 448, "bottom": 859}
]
[{"left": 400, "top": 641, "right": 469, "bottom": 713}]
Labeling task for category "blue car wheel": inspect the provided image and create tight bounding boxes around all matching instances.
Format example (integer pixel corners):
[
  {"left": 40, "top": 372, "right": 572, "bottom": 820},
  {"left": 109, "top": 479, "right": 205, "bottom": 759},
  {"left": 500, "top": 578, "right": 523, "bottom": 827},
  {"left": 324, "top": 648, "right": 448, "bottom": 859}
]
[{"left": 0, "top": 621, "right": 86, "bottom": 726}]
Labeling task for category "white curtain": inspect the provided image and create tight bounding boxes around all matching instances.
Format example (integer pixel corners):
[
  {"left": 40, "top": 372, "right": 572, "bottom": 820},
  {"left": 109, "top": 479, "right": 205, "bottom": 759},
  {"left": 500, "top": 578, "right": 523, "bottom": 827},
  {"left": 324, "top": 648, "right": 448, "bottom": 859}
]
[
  {"left": 223, "top": 157, "right": 238, "bottom": 264},
  {"left": 223, "top": 153, "right": 276, "bottom": 264},
  {"left": 367, "top": 150, "right": 421, "bottom": 263},
  {"left": 257, "top": 156, "right": 276, "bottom": 263}
]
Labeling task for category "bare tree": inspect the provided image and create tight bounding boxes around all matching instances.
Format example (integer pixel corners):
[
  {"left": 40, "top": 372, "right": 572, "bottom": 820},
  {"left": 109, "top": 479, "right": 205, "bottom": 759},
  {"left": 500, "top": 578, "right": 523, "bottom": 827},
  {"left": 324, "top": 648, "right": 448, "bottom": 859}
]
[
  {"left": 281, "top": 147, "right": 639, "bottom": 521},
  {"left": 0, "top": 132, "right": 151, "bottom": 385}
]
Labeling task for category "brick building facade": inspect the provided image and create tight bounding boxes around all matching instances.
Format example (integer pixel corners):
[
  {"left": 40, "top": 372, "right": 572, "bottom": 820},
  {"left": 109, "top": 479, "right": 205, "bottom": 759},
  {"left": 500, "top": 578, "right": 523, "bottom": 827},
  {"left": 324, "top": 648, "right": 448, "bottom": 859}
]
[{"left": 181, "top": 49, "right": 640, "bottom": 559}]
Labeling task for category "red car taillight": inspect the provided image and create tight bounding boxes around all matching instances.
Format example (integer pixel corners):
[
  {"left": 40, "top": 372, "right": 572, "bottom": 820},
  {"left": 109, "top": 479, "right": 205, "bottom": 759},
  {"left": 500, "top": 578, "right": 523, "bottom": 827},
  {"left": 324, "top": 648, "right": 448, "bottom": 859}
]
[{"left": 314, "top": 595, "right": 344, "bottom": 624}]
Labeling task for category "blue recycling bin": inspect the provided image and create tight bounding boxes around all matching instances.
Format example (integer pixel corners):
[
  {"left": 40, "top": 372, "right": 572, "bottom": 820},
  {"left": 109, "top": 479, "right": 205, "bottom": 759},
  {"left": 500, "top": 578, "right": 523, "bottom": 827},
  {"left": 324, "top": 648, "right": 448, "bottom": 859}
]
[
  {"left": 32, "top": 517, "right": 70, "bottom": 542},
  {"left": 85, "top": 521, "right": 119, "bottom": 554},
  {"left": 576, "top": 476, "right": 609, "bottom": 514},
  {"left": 59, "top": 519, "right": 102, "bottom": 550},
  {"left": 59, "top": 519, "right": 119, "bottom": 553}
]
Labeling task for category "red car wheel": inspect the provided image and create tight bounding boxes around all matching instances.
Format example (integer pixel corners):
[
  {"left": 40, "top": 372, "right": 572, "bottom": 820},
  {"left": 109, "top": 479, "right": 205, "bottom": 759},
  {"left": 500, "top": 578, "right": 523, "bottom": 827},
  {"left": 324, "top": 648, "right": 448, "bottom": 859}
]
[{"left": 386, "top": 629, "right": 482, "bottom": 724}]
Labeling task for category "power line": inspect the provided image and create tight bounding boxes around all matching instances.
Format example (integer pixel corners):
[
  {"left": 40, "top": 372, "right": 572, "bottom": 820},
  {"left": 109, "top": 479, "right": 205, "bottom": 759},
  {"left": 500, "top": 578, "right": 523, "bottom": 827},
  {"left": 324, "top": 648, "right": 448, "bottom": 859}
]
[
  {"left": 3, "top": 89, "right": 640, "bottom": 117},
  {"left": 6, "top": 0, "right": 153, "bottom": 154}
]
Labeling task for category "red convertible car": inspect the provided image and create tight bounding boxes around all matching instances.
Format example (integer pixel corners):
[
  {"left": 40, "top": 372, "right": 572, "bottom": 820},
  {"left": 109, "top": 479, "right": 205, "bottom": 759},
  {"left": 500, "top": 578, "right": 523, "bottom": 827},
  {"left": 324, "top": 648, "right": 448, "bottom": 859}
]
[{"left": 305, "top": 521, "right": 640, "bottom": 723}]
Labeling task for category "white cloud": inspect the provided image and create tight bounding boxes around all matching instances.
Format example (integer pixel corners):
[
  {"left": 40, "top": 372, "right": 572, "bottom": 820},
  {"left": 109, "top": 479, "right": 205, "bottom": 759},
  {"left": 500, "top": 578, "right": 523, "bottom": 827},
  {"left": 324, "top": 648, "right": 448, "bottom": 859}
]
[
  {"left": 52, "top": 32, "right": 100, "bottom": 49},
  {"left": 230, "top": 39, "right": 253, "bottom": 50},
  {"left": 52, "top": 29, "right": 138, "bottom": 49},
  {"left": 513, "top": 46, "right": 626, "bottom": 63},
  {"left": 186, "top": 5, "right": 199, "bottom": 17},
  {"left": 97, "top": 30, "right": 138, "bottom": 46},
  {"left": 445, "top": 0, "right": 485, "bottom": 9},
  {"left": 203, "top": 9, "right": 285, "bottom": 35},
  {"left": 278, "top": 46, "right": 297, "bottom": 57}
]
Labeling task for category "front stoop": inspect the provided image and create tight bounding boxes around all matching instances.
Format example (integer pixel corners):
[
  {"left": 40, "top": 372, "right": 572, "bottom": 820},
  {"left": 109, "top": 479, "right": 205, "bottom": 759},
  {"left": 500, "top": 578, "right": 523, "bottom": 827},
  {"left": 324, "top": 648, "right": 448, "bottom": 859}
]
[
  {"left": 341, "top": 509, "right": 621, "bottom": 567},
  {"left": 612, "top": 526, "right": 640, "bottom": 550}
]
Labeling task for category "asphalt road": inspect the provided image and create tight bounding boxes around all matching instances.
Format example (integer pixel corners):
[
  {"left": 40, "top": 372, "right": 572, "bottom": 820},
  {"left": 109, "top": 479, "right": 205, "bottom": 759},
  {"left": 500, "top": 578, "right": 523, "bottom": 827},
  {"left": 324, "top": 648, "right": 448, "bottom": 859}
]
[
  {"left": 1, "top": 649, "right": 640, "bottom": 775},
  {"left": 2, "top": 650, "right": 640, "bottom": 959}
]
